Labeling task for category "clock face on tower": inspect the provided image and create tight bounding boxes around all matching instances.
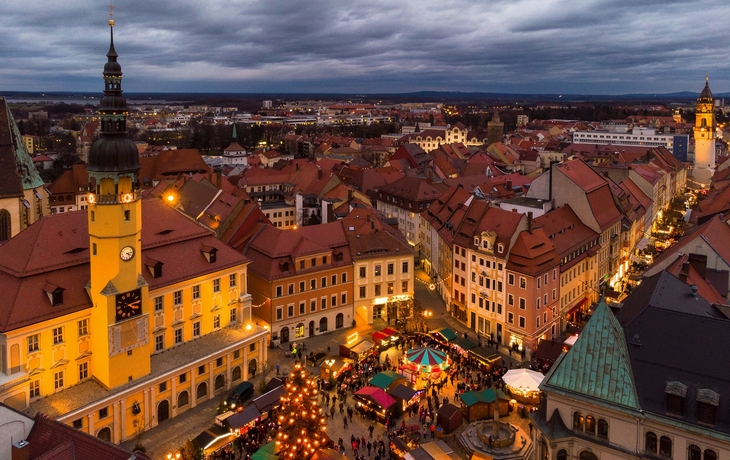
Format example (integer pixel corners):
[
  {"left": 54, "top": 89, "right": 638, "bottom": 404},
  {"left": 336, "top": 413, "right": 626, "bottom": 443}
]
[
  {"left": 120, "top": 246, "right": 135, "bottom": 261},
  {"left": 116, "top": 289, "right": 142, "bottom": 322}
]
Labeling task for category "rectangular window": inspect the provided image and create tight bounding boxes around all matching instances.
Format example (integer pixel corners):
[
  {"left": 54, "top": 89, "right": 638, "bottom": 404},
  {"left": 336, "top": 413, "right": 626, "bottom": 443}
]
[
  {"left": 331, "top": 295, "right": 337, "bottom": 307},
  {"left": 519, "top": 277, "right": 526, "bottom": 289},
  {"left": 321, "top": 277, "right": 327, "bottom": 287},
  {"left": 498, "top": 281, "right": 503, "bottom": 292},
  {"left": 276, "top": 307, "right": 283, "bottom": 320},
  {"left": 341, "top": 273, "right": 347, "bottom": 283},
  {"left": 322, "top": 256, "right": 327, "bottom": 264},
  {"left": 497, "top": 303, "right": 502, "bottom": 314},
  {"left": 52, "top": 327, "right": 63, "bottom": 344},
  {"left": 78, "top": 319, "right": 89, "bottom": 336},
  {"left": 311, "top": 258, "right": 316, "bottom": 267},
  {"left": 387, "top": 283, "right": 394, "bottom": 295},
  {"left": 300, "top": 260, "right": 305, "bottom": 270},
  {"left": 299, "top": 281, "right": 305, "bottom": 292},
  {"left": 321, "top": 298, "right": 327, "bottom": 309},
  {"left": 331, "top": 274, "right": 337, "bottom": 286},
  {"left": 193, "top": 321, "right": 201, "bottom": 337},
  {"left": 79, "top": 362, "right": 88, "bottom": 381},
  {"left": 310, "top": 300, "right": 316, "bottom": 312},
  {"left": 508, "top": 274, "right": 515, "bottom": 285},
  {"left": 471, "top": 293, "right": 476, "bottom": 304},
  {"left": 30, "top": 380, "right": 40, "bottom": 398},
  {"left": 387, "top": 264, "right": 394, "bottom": 275},
  {"left": 537, "top": 298, "right": 541, "bottom": 310},
  {"left": 233, "top": 349, "right": 240, "bottom": 359},
  {"left": 192, "top": 285, "right": 201, "bottom": 299},
  {"left": 213, "top": 314, "right": 220, "bottom": 329},
  {"left": 174, "top": 290, "right": 182, "bottom": 306},
  {"left": 299, "top": 302, "right": 305, "bottom": 314},
  {"left": 159, "top": 382, "right": 167, "bottom": 392},
  {"left": 288, "top": 305, "right": 294, "bottom": 317},
  {"left": 174, "top": 328, "right": 183, "bottom": 344},
  {"left": 359, "top": 286, "right": 366, "bottom": 298},
  {"left": 519, "top": 298, "right": 526, "bottom": 309},
  {"left": 508, "top": 294, "right": 514, "bottom": 306},
  {"left": 213, "top": 278, "right": 221, "bottom": 293},
  {"left": 276, "top": 286, "right": 283, "bottom": 297},
  {"left": 216, "top": 357, "right": 223, "bottom": 367},
  {"left": 375, "top": 285, "right": 381, "bottom": 296},
  {"left": 359, "top": 267, "right": 366, "bottom": 278},
  {"left": 341, "top": 293, "right": 346, "bottom": 305},
  {"left": 230, "top": 308, "right": 237, "bottom": 323},
  {"left": 27, "top": 334, "right": 40, "bottom": 353},
  {"left": 155, "top": 334, "right": 164, "bottom": 352},
  {"left": 229, "top": 273, "right": 237, "bottom": 287},
  {"left": 519, "top": 316, "right": 526, "bottom": 328},
  {"left": 402, "top": 280, "right": 408, "bottom": 293},
  {"left": 374, "top": 265, "right": 382, "bottom": 276},
  {"left": 99, "top": 407, "right": 108, "bottom": 419},
  {"left": 54, "top": 371, "right": 64, "bottom": 390},
  {"left": 508, "top": 312, "right": 514, "bottom": 324},
  {"left": 249, "top": 343, "right": 256, "bottom": 352},
  {"left": 537, "top": 277, "right": 541, "bottom": 289},
  {"left": 154, "top": 296, "right": 163, "bottom": 312},
  {"left": 179, "top": 373, "right": 187, "bottom": 383},
  {"left": 310, "top": 279, "right": 316, "bottom": 290}
]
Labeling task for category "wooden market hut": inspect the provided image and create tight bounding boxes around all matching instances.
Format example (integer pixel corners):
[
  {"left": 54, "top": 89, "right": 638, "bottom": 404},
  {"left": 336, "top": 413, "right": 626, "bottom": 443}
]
[
  {"left": 369, "top": 370, "right": 407, "bottom": 392},
  {"left": 389, "top": 383, "right": 423, "bottom": 417},
  {"left": 436, "top": 403, "right": 463, "bottom": 434},
  {"left": 459, "top": 388, "right": 510, "bottom": 421},
  {"left": 354, "top": 386, "right": 397, "bottom": 422}
]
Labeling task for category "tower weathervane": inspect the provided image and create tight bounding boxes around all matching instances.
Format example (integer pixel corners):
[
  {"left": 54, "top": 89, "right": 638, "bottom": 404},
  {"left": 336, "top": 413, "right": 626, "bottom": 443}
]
[{"left": 109, "top": 2, "right": 114, "bottom": 26}]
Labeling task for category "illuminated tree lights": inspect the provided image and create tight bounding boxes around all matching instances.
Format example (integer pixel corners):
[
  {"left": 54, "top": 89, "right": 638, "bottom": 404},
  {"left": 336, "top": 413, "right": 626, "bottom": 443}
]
[{"left": 275, "top": 362, "right": 327, "bottom": 460}]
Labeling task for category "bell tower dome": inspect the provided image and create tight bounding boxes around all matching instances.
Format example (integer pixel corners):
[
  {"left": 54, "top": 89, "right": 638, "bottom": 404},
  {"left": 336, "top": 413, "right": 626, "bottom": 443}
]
[{"left": 693, "top": 76, "right": 716, "bottom": 187}]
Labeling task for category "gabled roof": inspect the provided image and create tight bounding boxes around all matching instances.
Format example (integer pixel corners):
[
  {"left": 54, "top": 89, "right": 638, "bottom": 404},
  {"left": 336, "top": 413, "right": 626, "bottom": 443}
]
[
  {"left": 368, "top": 371, "right": 404, "bottom": 389},
  {"left": 506, "top": 228, "right": 559, "bottom": 276},
  {"left": 376, "top": 176, "right": 444, "bottom": 202},
  {"left": 534, "top": 205, "right": 598, "bottom": 258},
  {"left": 542, "top": 297, "right": 640, "bottom": 410},
  {"left": 649, "top": 215, "right": 730, "bottom": 270}
]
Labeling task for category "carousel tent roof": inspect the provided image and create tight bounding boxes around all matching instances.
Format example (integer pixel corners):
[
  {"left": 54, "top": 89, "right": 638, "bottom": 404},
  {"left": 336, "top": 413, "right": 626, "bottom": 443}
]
[
  {"left": 451, "top": 337, "right": 477, "bottom": 350},
  {"left": 406, "top": 347, "right": 447, "bottom": 366},
  {"left": 502, "top": 368, "right": 545, "bottom": 392},
  {"left": 369, "top": 371, "right": 403, "bottom": 389},
  {"left": 435, "top": 327, "right": 458, "bottom": 341},
  {"left": 354, "top": 386, "right": 396, "bottom": 409}
]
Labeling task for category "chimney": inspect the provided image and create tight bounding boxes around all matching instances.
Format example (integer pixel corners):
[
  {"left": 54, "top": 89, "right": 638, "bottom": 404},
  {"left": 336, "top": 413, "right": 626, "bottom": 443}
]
[
  {"left": 506, "top": 179, "right": 512, "bottom": 190},
  {"left": 688, "top": 253, "right": 707, "bottom": 280},
  {"left": 318, "top": 169, "right": 323, "bottom": 180},
  {"left": 527, "top": 211, "right": 533, "bottom": 233},
  {"left": 679, "top": 262, "right": 690, "bottom": 283},
  {"left": 216, "top": 171, "right": 222, "bottom": 189},
  {"left": 12, "top": 440, "right": 30, "bottom": 460}
]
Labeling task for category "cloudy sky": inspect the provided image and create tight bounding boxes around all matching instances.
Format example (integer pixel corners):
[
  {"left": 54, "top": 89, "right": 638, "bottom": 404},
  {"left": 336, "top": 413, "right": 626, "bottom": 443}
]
[{"left": 0, "top": 0, "right": 728, "bottom": 95}]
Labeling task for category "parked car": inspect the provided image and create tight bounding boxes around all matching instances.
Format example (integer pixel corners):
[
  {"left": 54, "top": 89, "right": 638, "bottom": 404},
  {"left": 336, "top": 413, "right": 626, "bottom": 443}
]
[
  {"left": 224, "top": 381, "right": 254, "bottom": 410},
  {"left": 308, "top": 352, "right": 328, "bottom": 367}
]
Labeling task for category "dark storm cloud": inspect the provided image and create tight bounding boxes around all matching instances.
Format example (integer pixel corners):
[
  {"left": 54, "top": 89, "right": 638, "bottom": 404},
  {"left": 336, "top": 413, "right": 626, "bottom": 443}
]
[{"left": 0, "top": 0, "right": 727, "bottom": 94}]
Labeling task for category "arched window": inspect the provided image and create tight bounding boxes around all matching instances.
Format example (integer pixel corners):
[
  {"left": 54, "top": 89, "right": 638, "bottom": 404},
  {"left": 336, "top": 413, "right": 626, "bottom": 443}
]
[
  {"left": 597, "top": 419, "right": 608, "bottom": 439},
  {"left": 585, "top": 415, "right": 596, "bottom": 434},
  {"left": 557, "top": 450, "right": 568, "bottom": 460},
  {"left": 645, "top": 432, "right": 658, "bottom": 452},
  {"left": 0, "top": 209, "right": 11, "bottom": 241},
  {"left": 579, "top": 451, "right": 598, "bottom": 460},
  {"left": 319, "top": 317, "right": 328, "bottom": 333},
  {"left": 336, "top": 313, "right": 344, "bottom": 329},
  {"left": 573, "top": 411, "right": 583, "bottom": 430},
  {"left": 196, "top": 382, "right": 207, "bottom": 400},
  {"left": 214, "top": 374, "right": 225, "bottom": 391},
  {"left": 688, "top": 445, "right": 701, "bottom": 460},
  {"left": 231, "top": 366, "right": 241, "bottom": 382},
  {"left": 540, "top": 440, "right": 549, "bottom": 460},
  {"left": 659, "top": 436, "right": 672, "bottom": 458},
  {"left": 97, "top": 427, "right": 112, "bottom": 442},
  {"left": 178, "top": 390, "right": 189, "bottom": 407},
  {"left": 704, "top": 450, "right": 717, "bottom": 460}
]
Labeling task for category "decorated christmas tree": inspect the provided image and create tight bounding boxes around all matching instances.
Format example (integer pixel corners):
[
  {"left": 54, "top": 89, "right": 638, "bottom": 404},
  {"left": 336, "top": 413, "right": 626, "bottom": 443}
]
[{"left": 275, "top": 362, "right": 328, "bottom": 460}]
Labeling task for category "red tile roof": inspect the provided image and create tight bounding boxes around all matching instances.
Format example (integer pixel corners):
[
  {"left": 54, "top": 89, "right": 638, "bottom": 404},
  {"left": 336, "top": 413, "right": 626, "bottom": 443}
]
[
  {"left": 534, "top": 205, "right": 599, "bottom": 258},
  {"left": 506, "top": 228, "right": 559, "bottom": 276}
]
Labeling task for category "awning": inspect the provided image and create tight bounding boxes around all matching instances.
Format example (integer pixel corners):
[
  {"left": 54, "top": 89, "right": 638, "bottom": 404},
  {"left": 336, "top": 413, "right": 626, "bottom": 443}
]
[
  {"left": 468, "top": 347, "right": 500, "bottom": 365},
  {"left": 194, "top": 425, "right": 235, "bottom": 452},
  {"left": 564, "top": 335, "right": 579, "bottom": 347},
  {"left": 372, "top": 331, "right": 388, "bottom": 344},
  {"left": 450, "top": 337, "right": 476, "bottom": 351},
  {"left": 434, "top": 327, "right": 458, "bottom": 342},
  {"left": 564, "top": 297, "right": 589, "bottom": 316},
  {"left": 253, "top": 385, "right": 286, "bottom": 412},
  {"left": 354, "top": 386, "right": 396, "bottom": 409},
  {"left": 227, "top": 403, "right": 261, "bottom": 429},
  {"left": 351, "top": 340, "right": 374, "bottom": 355},
  {"left": 390, "top": 384, "right": 417, "bottom": 401},
  {"left": 382, "top": 327, "right": 399, "bottom": 337},
  {"left": 636, "top": 237, "right": 650, "bottom": 250}
]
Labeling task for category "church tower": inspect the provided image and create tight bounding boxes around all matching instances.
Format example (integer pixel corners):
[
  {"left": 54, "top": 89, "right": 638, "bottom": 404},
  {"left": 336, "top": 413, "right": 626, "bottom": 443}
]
[
  {"left": 87, "top": 13, "right": 151, "bottom": 389},
  {"left": 693, "top": 77, "right": 716, "bottom": 186}
]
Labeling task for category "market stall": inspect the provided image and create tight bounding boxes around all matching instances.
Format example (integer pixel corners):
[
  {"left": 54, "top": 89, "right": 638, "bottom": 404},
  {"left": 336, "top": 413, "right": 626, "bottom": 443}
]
[
  {"left": 467, "top": 346, "right": 501, "bottom": 370},
  {"left": 353, "top": 386, "right": 397, "bottom": 422},
  {"left": 532, "top": 340, "right": 566, "bottom": 372},
  {"left": 389, "top": 384, "right": 424, "bottom": 417},
  {"left": 340, "top": 340, "right": 374, "bottom": 361},
  {"left": 320, "top": 356, "right": 353, "bottom": 381},
  {"left": 369, "top": 370, "right": 407, "bottom": 392},
  {"left": 436, "top": 404, "right": 463, "bottom": 434},
  {"left": 450, "top": 337, "right": 477, "bottom": 353},
  {"left": 251, "top": 441, "right": 280, "bottom": 460},
  {"left": 372, "top": 331, "right": 390, "bottom": 348},
  {"left": 226, "top": 403, "right": 262, "bottom": 435},
  {"left": 502, "top": 368, "right": 544, "bottom": 404},
  {"left": 311, "top": 448, "right": 348, "bottom": 460},
  {"left": 459, "top": 388, "right": 509, "bottom": 421},
  {"left": 194, "top": 424, "right": 236, "bottom": 459},
  {"left": 404, "top": 440, "right": 457, "bottom": 460},
  {"left": 253, "top": 385, "right": 287, "bottom": 415},
  {"left": 432, "top": 327, "right": 458, "bottom": 343}
]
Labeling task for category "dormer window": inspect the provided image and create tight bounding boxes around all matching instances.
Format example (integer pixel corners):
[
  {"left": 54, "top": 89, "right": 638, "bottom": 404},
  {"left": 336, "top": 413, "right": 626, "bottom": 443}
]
[
  {"left": 696, "top": 388, "right": 719, "bottom": 425},
  {"left": 43, "top": 283, "right": 64, "bottom": 306},
  {"left": 665, "top": 381, "right": 687, "bottom": 416},
  {"left": 145, "top": 258, "right": 164, "bottom": 279},
  {"left": 497, "top": 243, "right": 504, "bottom": 253},
  {"left": 201, "top": 245, "right": 217, "bottom": 263},
  {"left": 474, "top": 237, "right": 479, "bottom": 246}
]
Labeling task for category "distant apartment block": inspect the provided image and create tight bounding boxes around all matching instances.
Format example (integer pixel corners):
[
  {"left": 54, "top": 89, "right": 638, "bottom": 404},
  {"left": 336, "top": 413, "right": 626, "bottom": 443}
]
[{"left": 572, "top": 127, "right": 688, "bottom": 159}]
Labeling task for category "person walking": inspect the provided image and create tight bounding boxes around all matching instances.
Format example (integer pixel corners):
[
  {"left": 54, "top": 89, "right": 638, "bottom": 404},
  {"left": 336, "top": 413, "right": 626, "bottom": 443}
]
[
  {"left": 368, "top": 425, "right": 374, "bottom": 438},
  {"left": 343, "top": 416, "right": 348, "bottom": 429}
]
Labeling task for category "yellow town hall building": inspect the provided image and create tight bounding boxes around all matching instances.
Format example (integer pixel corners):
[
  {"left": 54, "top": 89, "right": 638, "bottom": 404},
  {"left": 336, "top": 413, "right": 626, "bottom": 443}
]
[{"left": 0, "top": 20, "right": 268, "bottom": 443}]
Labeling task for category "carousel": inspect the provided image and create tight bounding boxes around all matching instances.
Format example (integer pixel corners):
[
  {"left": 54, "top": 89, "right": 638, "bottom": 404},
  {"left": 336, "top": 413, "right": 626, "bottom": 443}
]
[
  {"left": 501, "top": 368, "right": 544, "bottom": 404},
  {"left": 399, "top": 347, "right": 450, "bottom": 388}
]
